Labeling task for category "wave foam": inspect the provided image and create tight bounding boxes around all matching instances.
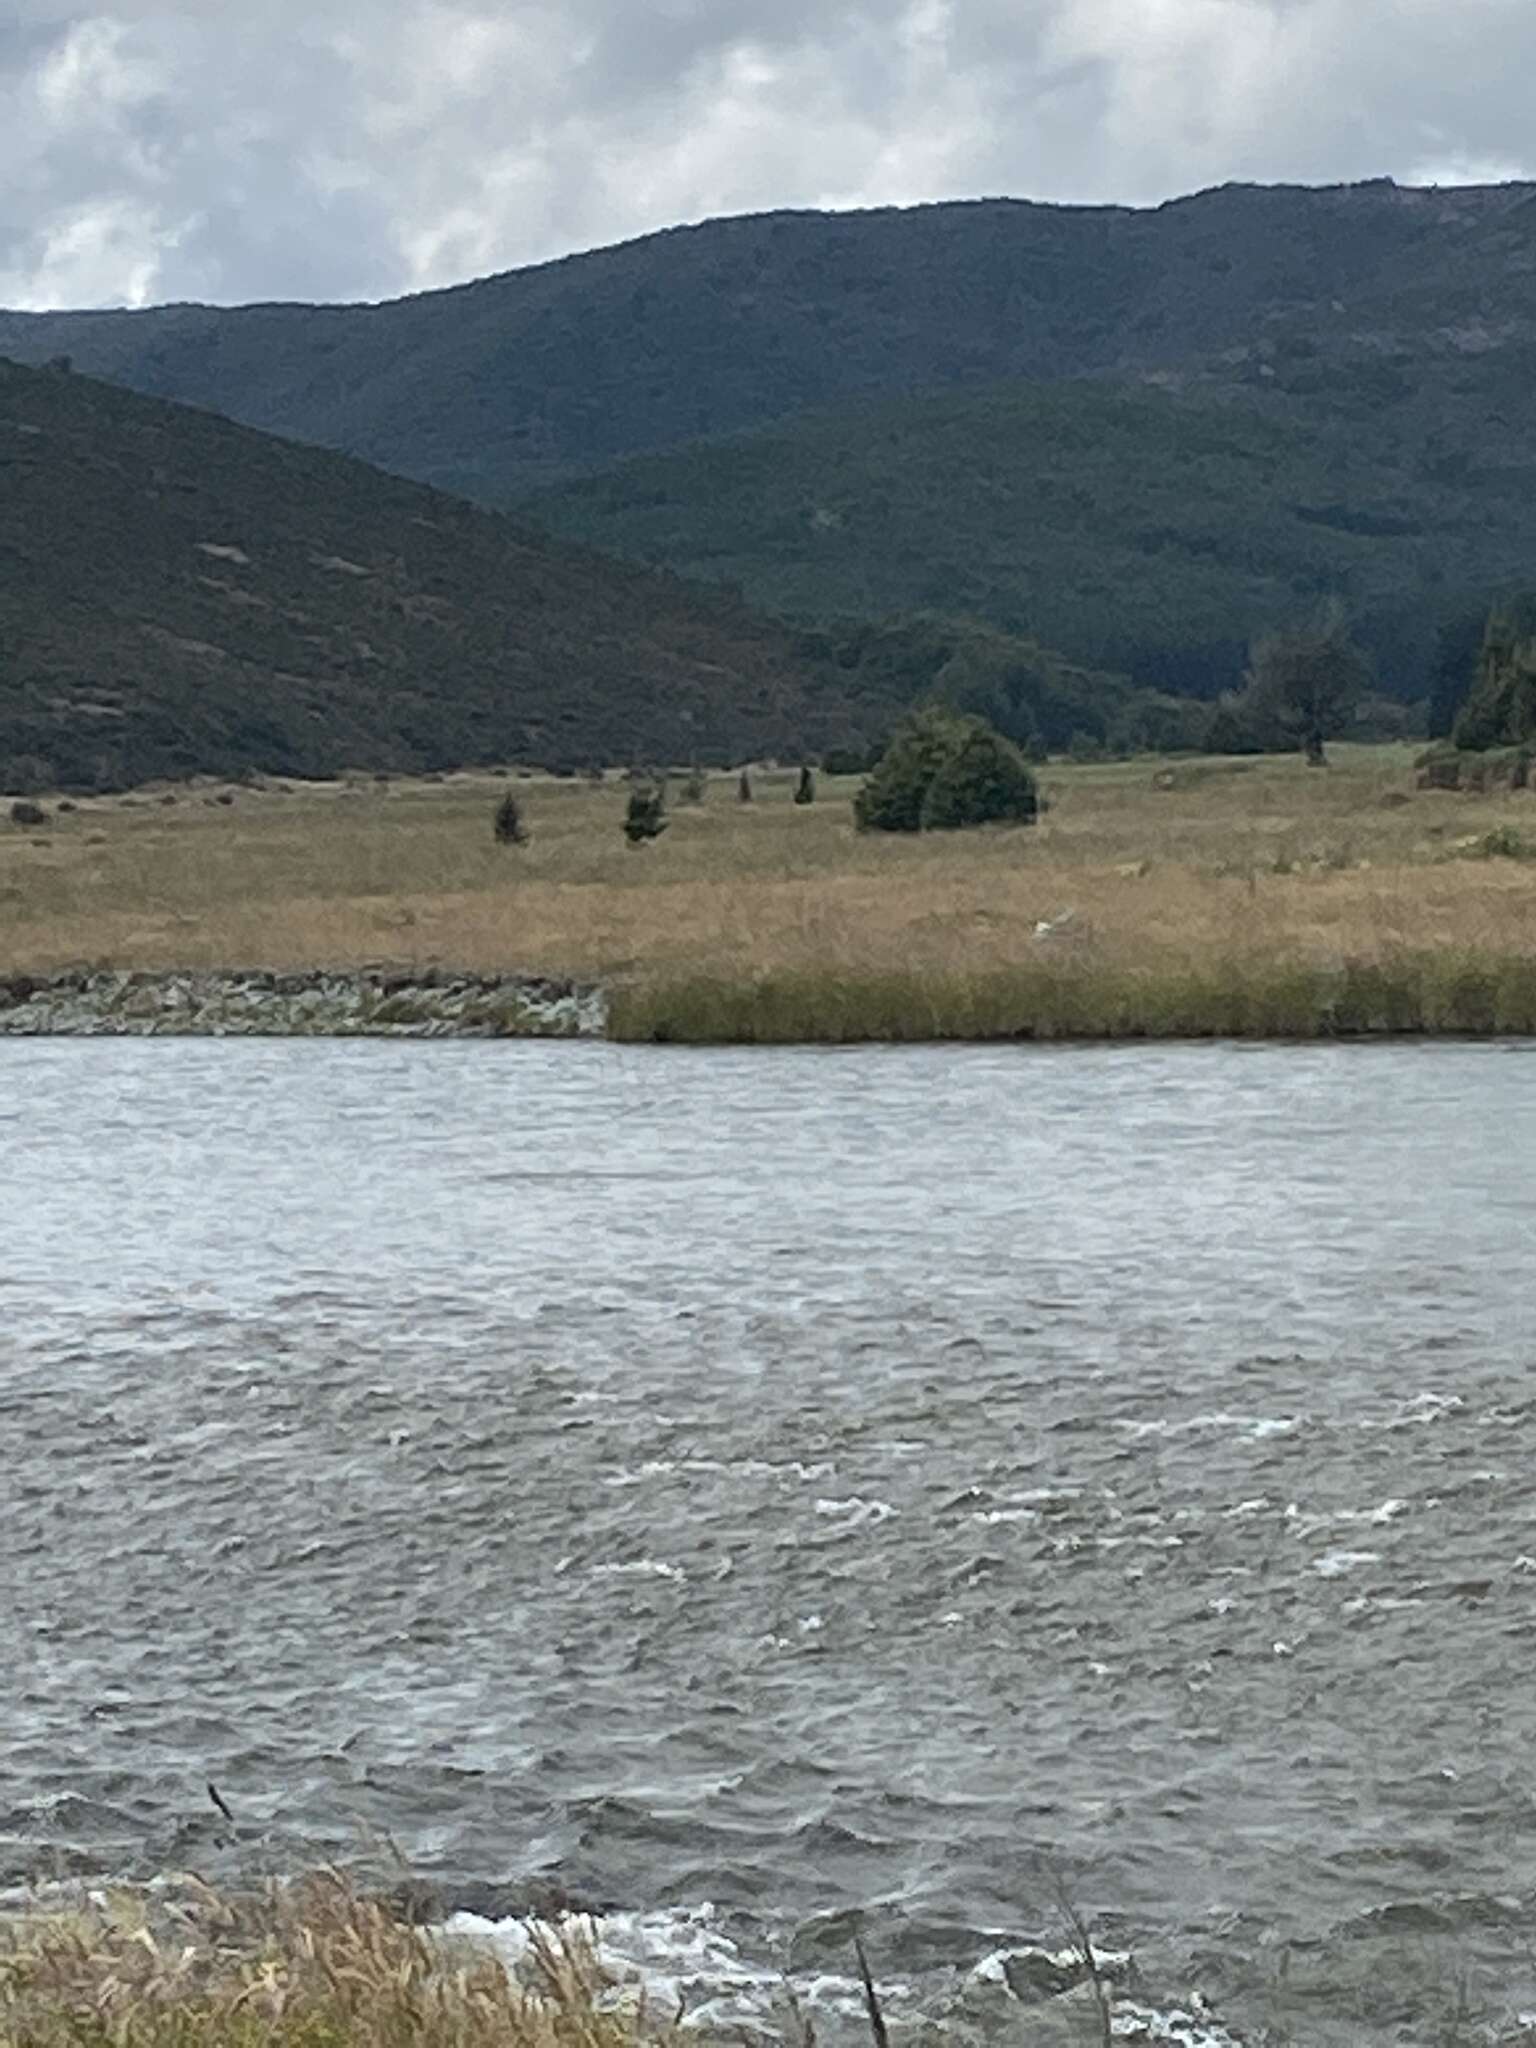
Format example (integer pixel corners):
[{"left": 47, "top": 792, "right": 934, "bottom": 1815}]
[{"left": 450, "top": 1911, "right": 1245, "bottom": 2047}]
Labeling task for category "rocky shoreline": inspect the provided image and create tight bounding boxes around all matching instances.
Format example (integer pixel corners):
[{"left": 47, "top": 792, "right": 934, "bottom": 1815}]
[{"left": 0, "top": 968, "right": 605, "bottom": 1038}]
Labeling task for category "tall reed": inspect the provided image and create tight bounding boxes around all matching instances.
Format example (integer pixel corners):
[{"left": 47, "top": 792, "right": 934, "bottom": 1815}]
[
  {"left": 608, "top": 951, "right": 1536, "bottom": 1044},
  {"left": 0, "top": 1875, "right": 660, "bottom": 2048}
]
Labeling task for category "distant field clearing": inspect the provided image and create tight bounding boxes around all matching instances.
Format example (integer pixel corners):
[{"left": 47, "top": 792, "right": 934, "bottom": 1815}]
[{"left": 5, "top": 747, "right": 1536, "bottom": 1039}]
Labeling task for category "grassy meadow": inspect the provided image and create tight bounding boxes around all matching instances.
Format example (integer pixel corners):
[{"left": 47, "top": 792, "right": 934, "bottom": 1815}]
[{"left": 5, "top": 745, "right": 1536, "bottom": 1041}]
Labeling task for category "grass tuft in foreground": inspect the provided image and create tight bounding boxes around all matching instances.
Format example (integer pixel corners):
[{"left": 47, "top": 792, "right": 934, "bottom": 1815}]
[
  {"left": 609, "top": 951, "right": 1536, "bottom": 1045},
  {"left": 0, "top": 1875, "right": 660, "bottom": 2048}
]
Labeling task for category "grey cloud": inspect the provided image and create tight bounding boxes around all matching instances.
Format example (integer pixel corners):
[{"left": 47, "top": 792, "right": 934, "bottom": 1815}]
[{"left": 1, "top": 0, "right": 1534, "bottom": 311}]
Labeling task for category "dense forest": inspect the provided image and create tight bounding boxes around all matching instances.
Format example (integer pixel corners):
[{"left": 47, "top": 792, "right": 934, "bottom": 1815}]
[{"left": 528, "top": 368, "right": 1536, "bottom": 702}]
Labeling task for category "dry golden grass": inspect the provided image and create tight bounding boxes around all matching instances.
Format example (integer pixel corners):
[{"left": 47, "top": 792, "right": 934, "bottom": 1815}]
[
  {"left": 0, "top": 1874, "right": 659, "bottom": 2048},
  {"left": 5, "top": 747, "right": 1536, "bottom": 1037}
]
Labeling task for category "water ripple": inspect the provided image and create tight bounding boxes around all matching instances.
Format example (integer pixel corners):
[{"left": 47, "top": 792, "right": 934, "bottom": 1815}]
[{"left": 4, "top": 1039, "right": 1536, "bottom": 2043}]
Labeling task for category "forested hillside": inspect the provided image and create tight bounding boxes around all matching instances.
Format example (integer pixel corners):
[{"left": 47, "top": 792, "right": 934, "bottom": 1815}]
[
  {"left": 10, "top": 177, "right": 1536, "bottom": 704},
  {"left": 529, "top": 368, "right": 1536, "bottom": 697},
  {"left": 0, "top": 361, "right": 894, "bottom": 791}
]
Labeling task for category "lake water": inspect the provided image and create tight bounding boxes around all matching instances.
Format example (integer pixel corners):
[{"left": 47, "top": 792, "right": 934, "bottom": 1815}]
[{"left": 4, "top": 1039, "right": 1536, "bottom": 2045}]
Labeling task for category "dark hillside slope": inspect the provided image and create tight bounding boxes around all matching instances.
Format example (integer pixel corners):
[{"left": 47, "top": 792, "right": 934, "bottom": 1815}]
[
  {"left": 0, "top": 361, "right": 883, "bottom": 791},
  {"left": 527, "top": 368, "right": 1536, "bottom": 697},
  {"left": 4, "top": 180, "right": 1535, "bottom": 503}
]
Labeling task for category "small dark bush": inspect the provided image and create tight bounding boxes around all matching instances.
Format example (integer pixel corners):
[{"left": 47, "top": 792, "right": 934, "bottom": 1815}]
[
  {"left": 9, "top": 799, "right": 47, "bottom": 827},
  {"left": 624, "top": 786, "right": 669, "bottom": 845},
  {"left": 492, "top": 791, "right": 528, "bottom": 845},
  {"left": 855, "top": 708, "right": 1038, "bottom": 833},
  {"left": 738, "top": 769, "right": 753, "bottom": 803},
  {"left": 1461, "top": 826, "right": 1533, "bottom": 861}
]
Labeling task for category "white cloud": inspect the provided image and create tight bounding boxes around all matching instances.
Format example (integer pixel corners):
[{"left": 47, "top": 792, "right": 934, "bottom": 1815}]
[{"left": 0, "top": 0, "right": 1534, "bottom": 310}]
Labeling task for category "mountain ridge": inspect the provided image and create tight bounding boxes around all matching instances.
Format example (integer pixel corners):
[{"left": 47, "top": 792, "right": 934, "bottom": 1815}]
[
  {"left": 6, "top": 178, "right": 1535, "bottom": 504},
  {"left": 9, "top": 177, "right": 1536, "bottom": 707},
  {"left": 7, "top": 175, "right": 1525, "bottom": 315}
]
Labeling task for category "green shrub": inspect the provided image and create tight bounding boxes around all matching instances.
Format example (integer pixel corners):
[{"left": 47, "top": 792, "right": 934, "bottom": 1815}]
[
  {"left": 920, "top": 723, "right": 1039, "bottom": 829},
  {"left": 623, "top": 786, "right": 668, "bottom": 845},
  {"left": 855, "top": 708, "right": 1038, "bottom": 833},
  {"left": 1458, "top": 825, "right": 1533, "bottom": 861},
  {"left": 491, "top": 791, "right": 528, "bottom": 845},
  {"left": 854, "top": 708, "right": 966, "bottom": 832}
]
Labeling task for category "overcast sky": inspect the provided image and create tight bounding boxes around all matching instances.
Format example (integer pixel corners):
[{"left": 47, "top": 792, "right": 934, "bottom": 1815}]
[{"left": 2, "top": 0, "right": 1532, "bottom": 311}]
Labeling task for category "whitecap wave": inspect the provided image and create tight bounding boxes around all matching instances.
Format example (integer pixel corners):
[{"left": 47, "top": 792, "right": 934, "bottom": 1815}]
[
  {"left": 813, "top": 1497, "right": 895, "bottom": 1527},
  {"left": 450, "top": 1911, "right": 1247, "bottom": 2047}
]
